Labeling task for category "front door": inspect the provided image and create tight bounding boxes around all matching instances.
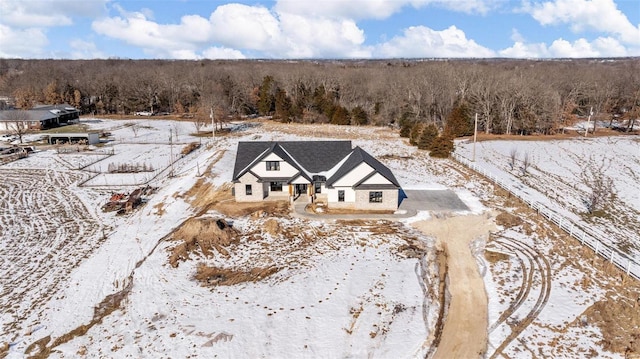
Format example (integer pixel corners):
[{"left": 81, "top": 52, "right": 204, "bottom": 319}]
[{"left": 295, "top": 184, "right": 308, "bottom": 196}]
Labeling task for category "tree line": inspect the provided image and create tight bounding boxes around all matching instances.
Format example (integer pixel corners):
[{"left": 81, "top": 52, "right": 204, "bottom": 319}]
[{"left": 1, "top": 58, "right": 638, "bottom": 138}]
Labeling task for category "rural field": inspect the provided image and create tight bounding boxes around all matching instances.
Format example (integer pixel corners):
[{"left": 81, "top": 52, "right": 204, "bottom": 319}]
[{"left": 0, "top": 118, "right": 639, "bottom": 358}]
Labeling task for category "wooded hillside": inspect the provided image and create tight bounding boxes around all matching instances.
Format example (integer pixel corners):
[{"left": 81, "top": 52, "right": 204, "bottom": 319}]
[{"left": 0, "top": 58, "right": 638, "bottom": 135}]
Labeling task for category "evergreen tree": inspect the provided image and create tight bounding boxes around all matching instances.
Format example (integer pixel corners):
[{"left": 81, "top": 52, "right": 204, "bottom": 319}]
[
  {"left": 351, "top": 106, "right": 368, "bottom": 125},
  {"left": 409, "top": 122, "right": 423, "bottom": 146},
  {"left": 399, "top": 110, "right": 415, "bottom": 138},
  {"left": 331, "top": 106, "right": 350, "bottom": 125},
  {"left": 274, "top": 87, "right": 292, "bottom": 122},
  {"left": 417, "top": 123, "right": 438, "bottom": 150},
  {"left": 445, "top": 102, "right": 473, "bottom": 137},
  {"left": 429, "top": 135, "right": 454, "bottom": 158},
  {"left": 257, "top": 75, "right": 274, "bottom": 115}
]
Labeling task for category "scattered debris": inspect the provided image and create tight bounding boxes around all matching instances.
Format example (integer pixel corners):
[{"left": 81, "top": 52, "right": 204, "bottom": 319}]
[{"left": 101, "top": 186, "right": 157, "bottom": 214}]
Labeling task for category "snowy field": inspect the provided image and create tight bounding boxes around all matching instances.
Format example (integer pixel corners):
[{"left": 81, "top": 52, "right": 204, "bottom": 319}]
[
  {"left": 456, "top": 136, "right": 640, "bottom": 260},
  {"left": 1, "top": 118, "right": 638, "bottom": 358}
]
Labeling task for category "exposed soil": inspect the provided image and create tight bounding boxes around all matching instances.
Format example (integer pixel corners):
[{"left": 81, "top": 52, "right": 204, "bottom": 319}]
[
  {"left": 169, "top": 218, "right": 239, "bottom": 267},
  {"left": 412, "top": 213, "right": 497, "bottom": 359}
]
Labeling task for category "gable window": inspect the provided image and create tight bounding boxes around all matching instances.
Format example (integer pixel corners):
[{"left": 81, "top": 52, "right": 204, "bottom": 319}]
[
  {"left": 245, "top": 184, "right": 252, "bottom": 196},
  {"left": 315, "top": 182, "right": 322, "bottom": 194},
  {"left": 369, "top": 191, "right": 383, "bottom": 203},
  {"left": 338, "top": 190, "right": 345, "bottom": 202},
  {"left": 270, "top": 181, "right": 283, "bottom": 192},
  {"left": 266, "top": 161, "right": 280, "bottom": 171}
]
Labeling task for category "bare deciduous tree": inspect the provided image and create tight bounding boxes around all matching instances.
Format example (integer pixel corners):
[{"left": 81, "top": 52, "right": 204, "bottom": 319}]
[
  {"left": 581, "top": 162, "right": 614, "bottom": 214},
  {"left": 509, "top": 148, "right": 518, "bottom": 170},
  {"left": 4, "top": 110, "right": 31, "bottom": 143},
  {"left": 192, "top": 116, "right": 205, "bottom": 133},
  {"left": 127, "top": 122, "right": 139, "bottom": 137},
  {"left": 521, "top": 152, "right": 531, "bottom": 176}
]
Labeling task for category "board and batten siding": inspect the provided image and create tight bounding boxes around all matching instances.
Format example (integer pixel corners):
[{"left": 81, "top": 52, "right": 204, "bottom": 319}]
[
  {"left": 234, "top": 172, "right": 265, "bottom": 202},
  {"left": 250, "top": 153, "right": 299, "bottom": 178}
]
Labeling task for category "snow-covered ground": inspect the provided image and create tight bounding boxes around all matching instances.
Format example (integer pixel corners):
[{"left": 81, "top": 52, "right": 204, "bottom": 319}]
[
  {"left": 456, "top": 136, "right": 640, "bottom": 261},
  {"left": 1, "top": 118, "right": 637, "bottom": 358}
]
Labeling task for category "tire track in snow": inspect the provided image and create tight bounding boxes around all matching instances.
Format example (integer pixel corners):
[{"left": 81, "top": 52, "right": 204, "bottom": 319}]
[
  {"left": 487, "top": 236, "right": 552, "bottom": 358},
  {"left": 0, "top": 168, "right": 104, "bottom": 340}
]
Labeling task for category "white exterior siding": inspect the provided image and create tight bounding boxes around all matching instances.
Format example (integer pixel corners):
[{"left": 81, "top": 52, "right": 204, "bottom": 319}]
[
  {"left": 251, "top": 154, "right": 299, "bottom": 178},
  {"left": 291, "top": 175, "right": 310, "bottom": 184},
  {"left": 331, "top": 163, "right": 374, "bottom": 187},
  {"left": 361, "top": 173, "right": 393, "bottom": 185},
  {"left": 234, "top": 172, "right": 264, "bottom": 202},
  {"left": 326, "top": 187, "right": 356, "bottom": 205}
]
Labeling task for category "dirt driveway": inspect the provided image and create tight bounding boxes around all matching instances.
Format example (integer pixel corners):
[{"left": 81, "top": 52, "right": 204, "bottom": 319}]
[{"left": 413, "top": 213, "right": 496, "bottom": 359}]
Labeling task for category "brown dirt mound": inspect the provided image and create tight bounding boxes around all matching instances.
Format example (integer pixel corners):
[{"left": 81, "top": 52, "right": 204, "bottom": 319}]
[
  {"left": 195, "top": 265, "right": 279, "bottom": 286},
  {"left": 583, "top": 299, "right": 640, "bottom": 356},
  {"left": 169, "top": 218, "right": 238, "bottom": 267}
]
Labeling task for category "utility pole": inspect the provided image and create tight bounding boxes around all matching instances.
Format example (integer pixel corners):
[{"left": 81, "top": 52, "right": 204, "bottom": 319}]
[
  {"left": 472, "top": 113, "right": 478, "bottom": 162},
  {"left": 585, "top": 106, "right": 593, "bottom": 137},
  {"left": 214, "top": 107, "right": 216, "bottom": 138}
]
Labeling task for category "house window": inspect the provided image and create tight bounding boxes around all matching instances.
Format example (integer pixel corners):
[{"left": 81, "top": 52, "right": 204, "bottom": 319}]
[
  {"left": 338, "top": 190, "right": 345, "bottom": 202},
  {"left": 369, "top": 191, "right": 383, "bottom": 203},
  {"left": 266, "top": 161, "right": 280, "bottom": 171},
  {"left": 270, "top": 182, "right": 283, "bottom": 192},
  {"left": 245, "top": 184, "right": 252, "bottom": 196},
  {"left": 314, "top": 182, "right": 322, "bottom": 194}
]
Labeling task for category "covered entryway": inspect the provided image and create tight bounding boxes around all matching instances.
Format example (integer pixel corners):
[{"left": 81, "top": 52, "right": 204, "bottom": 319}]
[{"left": 294, "top": 184, "right": 308, "bottom": 198}]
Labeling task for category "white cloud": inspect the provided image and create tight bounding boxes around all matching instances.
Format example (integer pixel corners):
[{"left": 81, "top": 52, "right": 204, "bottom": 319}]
[
  {"left": 274, "top": 0, "right": 502, "bottom": 19},
  {"left": 511, "top": 28, "right": 525, "bottom": 42},
  {"left": 0, "top": 0, "right": 107, "bottom": 28},
  {"left": 69, "top": 39, "right": 106, "bottom": 59},
  {"left": 499, "top": 36, "right": 637, "bottom": 57},
  {"left": 0, "top": 24, "right": 48, "bottom": 58},
  {"left": 92, "top": 3, "right": 371, "bottom": 59},
  {"left": 524, "top": 0, "right": 640, "bottom": 44},
  {"left": 375, "top": 25, "right": 496, "bottom": 57},
  {"left": 202, "top": 47, "right": 246, "bottom": 59},
  {"left": 92, "top": 8, "right": 212, "bottom": 58},
  {"left": 208, "top": 4, "right": 282, "bottom": 51}
]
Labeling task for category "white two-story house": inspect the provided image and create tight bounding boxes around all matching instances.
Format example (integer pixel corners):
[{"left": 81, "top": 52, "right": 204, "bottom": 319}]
[{"left": 232, "top": 141, "right": 401, "bottom": 211}]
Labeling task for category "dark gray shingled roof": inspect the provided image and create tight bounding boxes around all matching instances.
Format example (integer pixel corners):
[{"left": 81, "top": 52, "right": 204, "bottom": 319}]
[
  {"left": 326, "top": 146, "right": 400, "bottom": 188},
  {"left": 232, "top": 141, "right": 353, "bottom": 181}
]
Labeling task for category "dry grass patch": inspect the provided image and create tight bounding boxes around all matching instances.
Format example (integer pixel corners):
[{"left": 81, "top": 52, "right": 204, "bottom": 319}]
[
  {"left": 194, "top": 265, "right": 279, "bottom": 286},
  {"left": 582, "top": 299, "right": 640, "bottom": 356},
  {"left": 218, "top": 200, "right": 291, "bottom": 218},
  {"left": 309, "top": 203, "right": 394, "bottom": 215},
  {"left": 485, "top": 250, "right": 510, "bottom": 264},
  {"left": 169, "top": 218, "right": 239, "bottom": 267},
  {"left": 495, "top": 211, "right": 523, "bottom": 228},
  {"left": 153, "top": 202, "right": 166, "bottom": 216}
]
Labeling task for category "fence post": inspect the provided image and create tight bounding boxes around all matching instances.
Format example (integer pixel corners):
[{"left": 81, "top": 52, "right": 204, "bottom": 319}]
[
  {"left": 610, "top": 251, "right": 614, "bottom": 263},
  {"left": 627, "top": 261, "right": 631, "bottom": 275},
  {"left": 581, "top": 232, "right": 586, "bottom": 244},
  {"left": 595, "top": 242, "right": 599, "bottom": 255}
]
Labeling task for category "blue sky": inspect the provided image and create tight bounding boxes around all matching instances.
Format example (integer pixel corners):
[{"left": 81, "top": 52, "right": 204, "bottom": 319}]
[{"left": 1, "top": 0, "right": 638, "bottom": 59}]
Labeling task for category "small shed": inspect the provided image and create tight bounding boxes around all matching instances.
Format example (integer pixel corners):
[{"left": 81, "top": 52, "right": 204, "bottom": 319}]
[{"left": 47, "top": 132, "right": 100, "bottom": 145}]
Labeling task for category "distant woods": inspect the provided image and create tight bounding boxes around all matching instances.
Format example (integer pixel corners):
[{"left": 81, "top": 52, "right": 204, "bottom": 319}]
[{"left": 0, "top": 58, "right": 638, "bottom": 138}]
